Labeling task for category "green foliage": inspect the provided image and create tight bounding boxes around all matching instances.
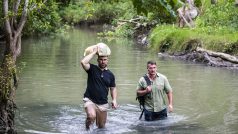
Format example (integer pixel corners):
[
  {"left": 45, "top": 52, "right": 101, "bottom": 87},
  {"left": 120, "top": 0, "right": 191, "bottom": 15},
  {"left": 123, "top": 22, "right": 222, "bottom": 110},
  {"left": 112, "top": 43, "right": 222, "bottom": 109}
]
[
  {"left": 60, "top": 0, "right": 138, "bottom": 38},
  {"left": 148, "top": 1, "right": 238, "bottom": 56},
  {"left": 61, "top": 1, "right": 95, "bottom": 24},
  {"left": 193, "top": 0, "right": 202, "bottom": 7},
  {"left": 61, "top": 0, "right": 182, "bottom": 25},
  {"left": 60, "top": 1, "right": 123, "bottom": 25},
  {"left": 223, "top": 41, "right": 238, "bottom": 55},
  {"left": 131, "top": 0, "right": 182, "bottom": 23},
  {"left": 97, "top": 23, "right": 135, "bottom": 38},
  {"left": 150, "top": 25, "right": 195, "bottom": 53},
  {"left": 114, "top": 24, "right": 135, "bottom": 38},
  {"left": 196, "top": 1, "right": 238, "bottom": 32},
  {"left": 23, "top": 0, "right": 63, "bottom": 36},
  {"left": 149, "top": 25, "right": 238, "bottom": 55}
]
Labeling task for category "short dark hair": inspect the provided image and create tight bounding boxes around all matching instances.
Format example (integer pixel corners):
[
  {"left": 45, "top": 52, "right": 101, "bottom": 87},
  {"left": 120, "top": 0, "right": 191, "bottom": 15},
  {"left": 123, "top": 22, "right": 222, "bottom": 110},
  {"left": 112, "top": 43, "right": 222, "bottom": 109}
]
[
  {"left": 98, "top": 55, "right": 108, "bottom": 58},
  {"left": 147, "top": 60, "right": 156, "bottom": 65}
]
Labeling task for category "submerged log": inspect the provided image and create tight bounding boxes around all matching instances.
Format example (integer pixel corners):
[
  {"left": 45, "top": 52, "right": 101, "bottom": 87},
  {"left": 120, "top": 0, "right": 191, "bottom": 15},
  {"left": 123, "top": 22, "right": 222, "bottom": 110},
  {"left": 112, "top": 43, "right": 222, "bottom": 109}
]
[{"left": 196, "top": 47, "right": 238, "bottom": 64}]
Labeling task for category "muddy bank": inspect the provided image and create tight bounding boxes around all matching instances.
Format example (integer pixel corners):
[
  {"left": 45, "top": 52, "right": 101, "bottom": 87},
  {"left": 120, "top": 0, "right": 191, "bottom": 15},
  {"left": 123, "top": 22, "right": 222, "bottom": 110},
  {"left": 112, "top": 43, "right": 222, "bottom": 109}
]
[
  {"left": 134, "top": 27, "right": 238, "bottom": 70},
  {"left": 158, "top": 50, "right": 238, "bottom": 70}
]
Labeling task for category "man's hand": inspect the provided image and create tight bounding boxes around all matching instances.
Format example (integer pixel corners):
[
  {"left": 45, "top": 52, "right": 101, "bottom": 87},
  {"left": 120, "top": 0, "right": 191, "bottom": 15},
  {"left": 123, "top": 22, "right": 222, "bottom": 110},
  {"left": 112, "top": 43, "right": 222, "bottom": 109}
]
[
  {"left": 92, "top": 45, "right": 98, "bottom": 55},
  {"left": 111, "top": 100, "right": 118, "bottom": 109},
  {"left": 146, "top": 86, "right": 152, "bottom": 93},
  {"left": 168, "top": 104, "right": 173, "bottom": 113}
]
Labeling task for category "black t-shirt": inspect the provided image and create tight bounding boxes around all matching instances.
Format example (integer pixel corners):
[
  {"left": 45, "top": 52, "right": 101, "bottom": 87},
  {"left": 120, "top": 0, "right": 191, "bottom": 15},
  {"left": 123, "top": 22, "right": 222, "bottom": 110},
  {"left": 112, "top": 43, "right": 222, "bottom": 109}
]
[{"left": 84, "top": 64, "right": 116, "bottom": 104}]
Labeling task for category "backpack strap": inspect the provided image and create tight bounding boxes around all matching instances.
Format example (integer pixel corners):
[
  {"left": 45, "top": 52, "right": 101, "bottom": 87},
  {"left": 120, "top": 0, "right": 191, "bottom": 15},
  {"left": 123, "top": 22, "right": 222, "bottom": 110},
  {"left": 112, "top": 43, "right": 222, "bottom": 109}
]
[
  {"left": 143, "top": 74, "right": 151, "bottom": 86},
  {"left": 138, "top": 75, "right": 152, "bottom": 120}
]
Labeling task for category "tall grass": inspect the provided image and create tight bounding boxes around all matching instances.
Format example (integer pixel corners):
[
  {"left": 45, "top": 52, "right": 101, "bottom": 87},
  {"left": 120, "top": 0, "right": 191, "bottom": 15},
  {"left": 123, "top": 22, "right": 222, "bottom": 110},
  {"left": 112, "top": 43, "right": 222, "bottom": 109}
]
[{"left": 149, "top": 25, "right": 238, "bottom": 55}]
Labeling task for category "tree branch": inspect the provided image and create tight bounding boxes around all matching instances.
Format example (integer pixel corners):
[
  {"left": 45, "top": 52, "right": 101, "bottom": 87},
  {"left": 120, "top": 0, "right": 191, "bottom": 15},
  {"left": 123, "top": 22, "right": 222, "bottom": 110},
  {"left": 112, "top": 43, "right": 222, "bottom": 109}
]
[
  {"left": 3, "top": 0, "right": 12, "bottom": 36},
  {"left": 15, "top": 36, "right": 21, "bottom": 58},
  {"left": 12, "top": 0, "right": 21, "bottom": 30},
  {"left": 15, "top": 0, "right": 29, "bottom": 38}
]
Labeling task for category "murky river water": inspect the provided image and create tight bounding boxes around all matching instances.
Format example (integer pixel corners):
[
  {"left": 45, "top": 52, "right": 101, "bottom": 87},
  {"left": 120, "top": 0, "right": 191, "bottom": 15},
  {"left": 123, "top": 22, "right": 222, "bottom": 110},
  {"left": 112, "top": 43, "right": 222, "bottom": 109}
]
[{"left": 15, "top": 28, "right": 238, "bottom": 134}]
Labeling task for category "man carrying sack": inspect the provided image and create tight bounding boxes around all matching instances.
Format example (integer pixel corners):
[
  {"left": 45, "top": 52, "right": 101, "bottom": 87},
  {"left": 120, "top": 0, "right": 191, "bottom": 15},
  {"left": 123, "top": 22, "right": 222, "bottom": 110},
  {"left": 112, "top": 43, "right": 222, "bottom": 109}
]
[{"left": 81, "top": 42, "right": 118, "bottom": 130}]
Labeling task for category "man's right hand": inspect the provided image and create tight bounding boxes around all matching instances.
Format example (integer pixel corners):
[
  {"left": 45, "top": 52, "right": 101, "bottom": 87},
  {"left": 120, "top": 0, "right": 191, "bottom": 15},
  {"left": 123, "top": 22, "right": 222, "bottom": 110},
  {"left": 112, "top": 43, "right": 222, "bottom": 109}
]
[
  {"left": 92, "top": 46, "right": 98, "bottom": 55},
  {"left": 81, "top": 46, "right": 98, "bottom": 71},
  {"left": 146, "top": 86, "right": 152, "bottom": 93}
]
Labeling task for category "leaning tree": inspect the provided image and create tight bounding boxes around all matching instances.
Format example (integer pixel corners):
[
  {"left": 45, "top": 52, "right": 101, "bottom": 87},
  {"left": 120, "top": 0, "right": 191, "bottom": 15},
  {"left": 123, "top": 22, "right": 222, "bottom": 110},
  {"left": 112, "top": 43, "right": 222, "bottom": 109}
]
[{"left": 0, "top": 0, "right": 44, "bottom": 133}]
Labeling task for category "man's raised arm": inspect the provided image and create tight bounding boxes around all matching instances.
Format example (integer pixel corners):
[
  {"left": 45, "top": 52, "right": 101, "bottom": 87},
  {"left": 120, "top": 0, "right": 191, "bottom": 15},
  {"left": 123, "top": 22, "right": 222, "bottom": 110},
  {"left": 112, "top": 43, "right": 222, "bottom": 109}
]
[{"left": 81, "top": 47, "right": 98, "bottom": 71}]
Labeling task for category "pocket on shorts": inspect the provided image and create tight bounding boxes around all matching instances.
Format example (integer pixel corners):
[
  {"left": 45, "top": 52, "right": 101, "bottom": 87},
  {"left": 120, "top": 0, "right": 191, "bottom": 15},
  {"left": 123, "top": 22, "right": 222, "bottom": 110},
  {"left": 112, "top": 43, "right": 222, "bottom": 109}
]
[{"left": 97, "top": 103, "right": 109, "bottom": 111}]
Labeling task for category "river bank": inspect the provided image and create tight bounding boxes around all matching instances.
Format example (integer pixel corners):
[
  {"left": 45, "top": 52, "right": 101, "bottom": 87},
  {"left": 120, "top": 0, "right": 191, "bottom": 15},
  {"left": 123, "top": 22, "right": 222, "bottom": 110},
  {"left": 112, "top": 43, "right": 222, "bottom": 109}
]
[
  {"left": 91, "top": 22, "right": 238, "bottom": 70},
  {"left": 155, "top": 44, "right": 238, "bottom": 70},
  {"left": 134, "top": 25, "right": 238, "bottom": 70},
  {"left": 157, "top": 51, "right": 238, "bottom": 70},
  {"left": 138, "top": 40, "right": 238, "bottom": 70}
]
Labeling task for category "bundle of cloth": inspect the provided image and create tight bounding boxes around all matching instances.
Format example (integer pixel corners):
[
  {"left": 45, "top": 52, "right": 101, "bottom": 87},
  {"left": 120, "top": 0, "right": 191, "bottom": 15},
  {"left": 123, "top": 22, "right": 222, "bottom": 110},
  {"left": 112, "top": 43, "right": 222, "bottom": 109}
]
[{"left": 84, "top": 42, "right": 111, "bottom": 56}]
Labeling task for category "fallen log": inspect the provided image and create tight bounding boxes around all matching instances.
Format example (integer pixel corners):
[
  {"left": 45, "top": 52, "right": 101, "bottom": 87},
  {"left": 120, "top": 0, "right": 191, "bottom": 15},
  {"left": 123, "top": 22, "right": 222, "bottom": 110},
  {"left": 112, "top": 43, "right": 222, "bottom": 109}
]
[
  {"left": 116, "top": 18, "right": 142, "bottom": 29},
  {"left": 196, "top": 47, "right": 238, "bottom": 64}
]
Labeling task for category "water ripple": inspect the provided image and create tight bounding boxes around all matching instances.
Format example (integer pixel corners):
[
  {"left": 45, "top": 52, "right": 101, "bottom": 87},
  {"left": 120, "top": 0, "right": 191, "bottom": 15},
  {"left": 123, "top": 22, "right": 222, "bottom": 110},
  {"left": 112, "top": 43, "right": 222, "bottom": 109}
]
[{"left": 51, "top": 104, "right": 186, "bottom": 134}]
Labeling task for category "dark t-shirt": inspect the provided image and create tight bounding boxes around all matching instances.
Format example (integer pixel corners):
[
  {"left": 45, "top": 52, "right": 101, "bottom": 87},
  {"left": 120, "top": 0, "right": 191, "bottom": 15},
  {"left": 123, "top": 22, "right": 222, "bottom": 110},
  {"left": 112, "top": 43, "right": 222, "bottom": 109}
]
[{"left": 84, "top": 64, "right": 116, "bottom": 104}]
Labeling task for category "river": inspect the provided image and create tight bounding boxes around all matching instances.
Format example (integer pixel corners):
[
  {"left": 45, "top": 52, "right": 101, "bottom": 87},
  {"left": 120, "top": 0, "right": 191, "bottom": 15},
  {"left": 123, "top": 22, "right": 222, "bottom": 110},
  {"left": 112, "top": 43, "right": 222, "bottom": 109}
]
[{"left": 15, "top": 27, "right": 238, "bottom": 134}]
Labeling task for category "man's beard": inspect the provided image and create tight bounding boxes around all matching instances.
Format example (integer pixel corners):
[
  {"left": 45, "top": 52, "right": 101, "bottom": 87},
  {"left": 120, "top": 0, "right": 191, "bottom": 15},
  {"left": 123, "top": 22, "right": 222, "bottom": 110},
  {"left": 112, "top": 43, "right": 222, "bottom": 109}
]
[
  {"left": 99, "top": 64, "right": 107, "bottom": 69},
  {"left": 149, "top": 71, "right": 156, "bottom": 75}
]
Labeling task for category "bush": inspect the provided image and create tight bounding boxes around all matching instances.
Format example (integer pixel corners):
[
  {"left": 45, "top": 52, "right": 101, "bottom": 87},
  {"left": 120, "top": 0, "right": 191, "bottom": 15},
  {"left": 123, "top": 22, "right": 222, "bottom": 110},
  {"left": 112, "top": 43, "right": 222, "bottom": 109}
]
[
  {"left": 149, "top": 25, "right": 238, "bottom": 55},
  {"left": 196, "top": 1, "right": 238, "bottom": 32},
  {"left": 60, "top": 1, "right": 126, "bottom": 25},
  {"left": 23, "top": 0, "right": 63, "bottom": 36}
]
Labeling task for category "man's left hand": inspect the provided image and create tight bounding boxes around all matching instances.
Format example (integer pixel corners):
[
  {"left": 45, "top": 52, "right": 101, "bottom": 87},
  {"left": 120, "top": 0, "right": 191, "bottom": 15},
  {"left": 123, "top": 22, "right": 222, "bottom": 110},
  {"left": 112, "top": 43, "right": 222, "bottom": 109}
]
[
  {"left": 111, "top": 100, "right": 118, "bottom": 109},
  {"left": 168, "top": 104, "right": 173, "bottom": 112}
]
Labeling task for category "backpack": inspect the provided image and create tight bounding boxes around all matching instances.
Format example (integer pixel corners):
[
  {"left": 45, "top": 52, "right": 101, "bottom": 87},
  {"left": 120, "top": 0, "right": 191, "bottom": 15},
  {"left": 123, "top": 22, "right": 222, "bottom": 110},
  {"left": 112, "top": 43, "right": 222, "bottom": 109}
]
[{"left": 136, "top": 75, "right": 151, "bottom": 120}]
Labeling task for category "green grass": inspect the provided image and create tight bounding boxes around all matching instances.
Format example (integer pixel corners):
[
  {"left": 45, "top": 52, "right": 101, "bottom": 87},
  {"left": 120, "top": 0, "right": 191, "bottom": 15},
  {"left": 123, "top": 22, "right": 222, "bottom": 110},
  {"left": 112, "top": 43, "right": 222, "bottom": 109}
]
[{"left": 149, "top": 25, "right": 238, "bottom": 55}]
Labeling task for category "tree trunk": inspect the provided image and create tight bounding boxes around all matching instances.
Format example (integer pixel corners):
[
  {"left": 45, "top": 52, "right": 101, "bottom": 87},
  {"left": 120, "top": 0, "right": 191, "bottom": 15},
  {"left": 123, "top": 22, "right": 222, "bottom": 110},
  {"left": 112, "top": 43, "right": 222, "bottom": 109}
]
[
  {"left": 1, "top": 0, "right": 28, "bottom": 133},
  {"left": 0, "top": 54, "right": 17, "bottom": 134},
  {"left": 0, "top": 30, "right": 21, "bottom": 134}
]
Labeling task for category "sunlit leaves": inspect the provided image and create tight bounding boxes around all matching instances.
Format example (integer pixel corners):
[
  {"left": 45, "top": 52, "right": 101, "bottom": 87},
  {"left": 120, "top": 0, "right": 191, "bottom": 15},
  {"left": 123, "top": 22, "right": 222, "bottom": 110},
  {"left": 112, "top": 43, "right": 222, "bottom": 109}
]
[
  {"left": 131, "top": 0, "right": 184, "bottom": 23},
  {"left": 197, "top": 1, "right": 238, "bottom": 31},
  {"left": 131, "top": 0, "right": 181, "bottom": 17}
]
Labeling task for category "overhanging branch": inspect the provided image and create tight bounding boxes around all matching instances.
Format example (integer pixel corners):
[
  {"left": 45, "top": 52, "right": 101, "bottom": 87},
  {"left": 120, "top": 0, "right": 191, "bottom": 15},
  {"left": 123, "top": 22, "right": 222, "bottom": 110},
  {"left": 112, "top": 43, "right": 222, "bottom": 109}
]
[
  {"left": 3, "top": 0, "right": 12, "bottom": 36},
  {"left": 12, "top": 0, "right": 21, "bottom": 29},
  {"left": 15, "top": 0, "right": 29, "bottom": 38}
]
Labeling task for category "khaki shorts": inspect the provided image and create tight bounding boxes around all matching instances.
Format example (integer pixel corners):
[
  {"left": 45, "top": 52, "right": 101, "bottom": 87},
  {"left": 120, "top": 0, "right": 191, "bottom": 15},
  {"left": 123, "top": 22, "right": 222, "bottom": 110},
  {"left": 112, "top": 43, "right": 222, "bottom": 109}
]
[
  {"left": 83, "top": 98, "right": 109, "bottom": 128},
  {"left": 83, "top": 98, "right": 109, "bottom": 111}
]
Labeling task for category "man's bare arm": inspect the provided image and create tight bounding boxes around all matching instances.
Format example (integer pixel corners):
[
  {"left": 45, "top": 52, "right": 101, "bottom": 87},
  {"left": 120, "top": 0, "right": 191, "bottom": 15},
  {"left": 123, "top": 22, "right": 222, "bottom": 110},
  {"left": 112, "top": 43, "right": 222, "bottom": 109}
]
[
  {"left": 110, "top": 87, "right": 118, "bottom": 109},
  {"left": 81, "top": 47, "right": 97, "bottom": 71},
  {"left": 167, "top": 91, "right": 173, "bottom": 112}
]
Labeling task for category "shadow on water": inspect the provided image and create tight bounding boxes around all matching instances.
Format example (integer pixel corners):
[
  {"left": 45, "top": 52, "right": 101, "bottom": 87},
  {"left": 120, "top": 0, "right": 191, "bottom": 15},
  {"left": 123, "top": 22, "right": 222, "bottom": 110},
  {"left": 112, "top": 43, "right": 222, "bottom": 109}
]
[{"left": 16, "top": 104, "right": 188, "bottom": 134}]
